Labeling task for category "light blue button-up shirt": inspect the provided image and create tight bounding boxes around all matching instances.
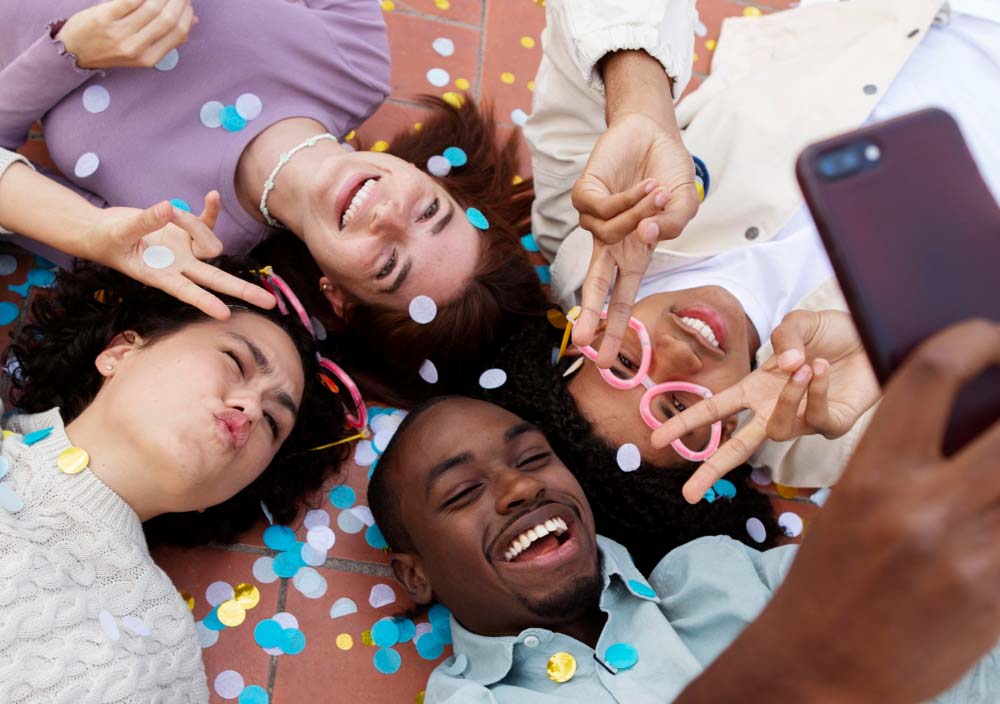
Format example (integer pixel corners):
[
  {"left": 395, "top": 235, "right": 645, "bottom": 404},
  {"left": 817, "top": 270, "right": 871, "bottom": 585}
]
[{"left": 426, "top": 536, "right": 1000, "bottom": 702}]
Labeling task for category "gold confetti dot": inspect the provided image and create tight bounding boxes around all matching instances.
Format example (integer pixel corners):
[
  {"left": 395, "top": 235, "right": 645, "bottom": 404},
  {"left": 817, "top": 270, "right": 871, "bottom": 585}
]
[
  {"left": 336, "top": 633, "right": 354, "bottom": 650},
  {"left": 527, "top": 80, "right": 535, "bottom": 92},
  {"left": 413, "top": 122, "right": 423, "bottom": 131},
  {"left": 512, "top": 175, "right": 524, "bottom": 185},
  {"left": 520, "top": 36, "right": 535, "bottom": 49},
  {"left": 775, "top": 483, "right": 799, "bottom": 499},
  {"left": 743, "top": 6, "right": 762, "bottom": 16},
  {"left": 179, "top": 590, "right": 194, "bottom": 610},
  {"left": 434, "top": 0, "right": 450, "bottom": 9},
  {"left": 500, "top": 72, "right": 515, "bottom": 85},
  {"left": 380, "top": 0, "right": 395, "bottom": 10},
  {"left": 361, "top": 629, "right": 374, "bottom": 646},
  {"left": 696, "top": 180, "right": 705, "bottom": 202},
  {"left": 693, "top": 53, "right": 699, "bottom": 63},
  {"left": 234, "top": 583, "right": 260, "bottom": 610},
  {"left": 57, "top": 447, "right": 89, "bottom": 475},
  {"left": 3, "top": 430, "right": 14, "bottom": 440},
  {"left": 533, "top": 0, "right": 545, "bottom": 6},
  {"left": 706, "top": 38, "right": 717, "bottom": 51},
  {"left": 217, "top": 599, "right": 247, "bottom": 627},
  {"left": 546, "top": 308, "right": 568, "bottom": 328},
  {"left": 442, "top": 92, "right": 464, "bottom": 108},
  {"left": 546, "top": 652, "right": 577, "bottom": 683},
  {"left": 344, "top": 130, "right": 356, "bottom": 141},
  {"left": 415, "top": 692, "right": 425, "bottom": 704},
  {"left": 454, "top": 77, "right": 470, "bottom": 90},
  {"left": 371, "top": 140, "right": 390, "bottom": 152}
]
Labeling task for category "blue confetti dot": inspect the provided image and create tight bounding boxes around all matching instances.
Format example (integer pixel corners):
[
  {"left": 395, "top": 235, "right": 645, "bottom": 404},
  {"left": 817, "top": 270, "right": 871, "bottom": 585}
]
[
  {"left": 220, "top": 105, "right": 248, "bottom": 132},
  {"left": 712, "top": 479, "right": 737, "bottom": 499},
  {"left": 328, "top": 485, "right": 356, "bottom": 509},
  {"left": 692, "top": 155, "right": 710, "bottom": 195},
  {"left": 535, "top": 265, "right": 552, "bottom": 284},
  {"left": 263, "top": 525, "right": 297, "bottom": 551},
  {"left": 239, "top": 685, "right": 269, "bottom": 704},
  {"left": 280, "top": 627, "right": 306, "bottom": 655},
  {"left": 170, "top": 198, "right": 192, "bottom": 212},
  {"left": 254, "top": 619, "right": 283, "bottom": 649},
  {"left": 367, "top": 407, "right": 398, "bottom": 422},
  {"left": 395, "top": 617, "right": 416, "bottom": 643},
  {"left": 23, "top": 427, "right": 53, "bottom": 446},
  {"left": 371, "top": 618, "right": 400, "bottom": 648},
  {"left": 703, "top": 488, "right": 717, "bottom": 503},
  {"left": 428, "top": 603, "right": 451, "bottom": 625},
  {"left": 0, "top": 302, "right": 19, "bottom": 326},
  {"left": 466, "top": 207, "right": 489, "bottom": 230},
  {"left": 605, "top": 642, "right": 639, "bottom": 670},
  {"left": 442, "top": 146, "right": 468, "bottom": 167},
  {"left": 27, "top": 268, "right": 56, "bottom": 287},
  {"left": 627, "top": 579, "right": 657, "bottom": 599},
  {"left": 432, "top": 616, "right": 453, "bottom": 645},
  {"left": 366, "top": 524, "right": 388, "bottom": 550},
  {"left": 520, "top": 233, "right": 540, "bottom": 252},
  {"left": 374, "top": 647, "right": 402, "bottom": 674},
  {"left": 203, "top": 607, "right": 225, "bottom": 631},
  {"left": 273, "top": 551, "right": 302, "bottom": 578},
  {"left": 416, "top": 632, "right": 444, "bottom": 660}
]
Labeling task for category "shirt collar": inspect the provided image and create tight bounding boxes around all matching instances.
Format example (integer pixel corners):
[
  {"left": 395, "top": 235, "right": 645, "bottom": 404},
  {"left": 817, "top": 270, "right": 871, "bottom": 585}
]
[{"left": 449, "top": 535, "right": 659, "bottom": 686}]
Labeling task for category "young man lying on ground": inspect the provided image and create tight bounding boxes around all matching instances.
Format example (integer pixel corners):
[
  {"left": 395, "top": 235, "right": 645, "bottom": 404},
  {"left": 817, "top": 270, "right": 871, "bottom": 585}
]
[{"left": 369, "top": 320, "right": 1000, "bottom": 703}]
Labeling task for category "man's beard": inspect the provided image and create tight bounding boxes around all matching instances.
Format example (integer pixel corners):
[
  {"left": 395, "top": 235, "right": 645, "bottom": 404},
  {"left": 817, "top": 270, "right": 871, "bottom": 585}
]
[{"left": 514, "top": 554, "right": 603, "bottom": 620}]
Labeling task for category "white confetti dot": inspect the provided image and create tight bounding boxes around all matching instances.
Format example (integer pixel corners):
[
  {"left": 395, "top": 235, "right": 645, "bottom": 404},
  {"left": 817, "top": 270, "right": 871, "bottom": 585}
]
[
  {"left": 695, "top": 20, "right": 708, "bottom": 37},
  {"left": 122, "top": 615, "right": 152, "bottom": 637},
  {"left": 351, "top": 505, "right": 375, "bottom": 527},
  {"left": 414, "top": 621, "right": 433, "bottom": 640},
  {"left": 510, "top": 109, "right": 528, "bottom": 127},
  {"left": 432, "top": 37, "right": 455, "bottom": 56},
  {"left": 235, "top": 93, "right": 263, "bottom": 121},
  {"left": 409, "top": 295, "right": 437, "bottom": 324},
  {"left": 810, "top": 487, "right": 832, "bottom": 507},
  {"left": 74, "top": 152, "right": 100, "bottom": 178},
  {"left": 354, "top": 439, "right": 378, "bottom": 467},
  {"left": 200, "top": 101, "right": 224, "bottom": 128},
  {"left": 260, "top": 500, "right": 274, "bottom": 524},
  {"left": 307, "top": 525, "right": 336, "bottom": 551},
  {"left": 303, "top": 508, "right": 330, "bottom": 530},
  {"left": 205, "top": 581, "right": 234, "bottom": 607},
  {"left": 300, "top": 543, "right": 327, "bottom": 566},
  {"left": 293, "top": 567, "right": 328, "bottom": 599},
  {"left": 252, "top": 556, "right": 279, "bottom": 584},
  {"left": 155, "top": 48, "right": 179, "bottom": 71},
  {"left": 426, "top": 68, "right": 451, "bottom": 87},
  {"left": 0, "top": 255, "right": 17, "bottom": 276},
  {"left": 616, "top": 443, "right": 641, "bottom": 472},
  {"left": 196, "top": 620, "right": 219, "bottom": 648},
  {"left": 746, "top": 517, "right": 767, "bottom": 544},
  {"left": 427, "top": 155, "right": 451, "bottom": 177},
  {"left": 479, "top": 368, "right": 507, "bottom": 390},
  {"left": 778, "top": 511, "right": 803, "bottom": 538},
  {"left": 337, "top": 507, "right": 365, "bottom": 534},
  {"left": 370, "top": 413, "right": 403, "bottom": 435},
  {"left": 82, "top": 85, "right": 111, "bottom": 113},
  {"left": 369, "top": 583, "right": 396, "bottom": 608},
  {"left": 330, "top": 597, "right": 359, "bottom": 619},
  {"left": 99, "top": 609, "right": 119, "bottom": 641},
  {"left": 311, "top": 315, "right": 327, "bottom": 340},
  {"left": 272, "top": 612, "right": 298, "bottom": 630},
  {"left": 749, "top": 466, "right": 771, "bottom": 486},
  {"left": 0, "top": 485, "right": 23, "bottom": 512},
  {"left": 214, "top": 670, "right": 245, "bottom": 700},
  {"left": 142, "top": 245, "right": 175, "bottom": 269},
  {"left": 419, "top": 359, "right": 439, "bottom": 384}
]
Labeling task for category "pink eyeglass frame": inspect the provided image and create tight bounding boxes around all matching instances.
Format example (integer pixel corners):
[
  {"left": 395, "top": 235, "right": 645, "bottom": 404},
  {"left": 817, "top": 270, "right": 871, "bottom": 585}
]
[
  {"left": 576, "top": 311, "right": 721, "bottom": 462},
  {"left": 260, "top": 269, "right": 368, "bottom": 430}
]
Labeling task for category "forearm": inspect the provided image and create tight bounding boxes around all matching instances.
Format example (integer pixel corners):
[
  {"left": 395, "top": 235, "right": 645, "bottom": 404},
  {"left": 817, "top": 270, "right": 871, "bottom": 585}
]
[{"left": 600, "top": 50, "right": 678, "bottom": 129}]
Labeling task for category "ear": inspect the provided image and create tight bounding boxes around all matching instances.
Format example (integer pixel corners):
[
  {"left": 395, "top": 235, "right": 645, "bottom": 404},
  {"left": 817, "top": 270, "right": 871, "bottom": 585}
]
[
  {"left": 95, "top": 331, "right": 144, "bottom": 377},
  {"left": 319, "top": 276, "right": 348, "bottom": 319},
  {"left": 389, "top": 552, "right": 433, "bottom": 605}
]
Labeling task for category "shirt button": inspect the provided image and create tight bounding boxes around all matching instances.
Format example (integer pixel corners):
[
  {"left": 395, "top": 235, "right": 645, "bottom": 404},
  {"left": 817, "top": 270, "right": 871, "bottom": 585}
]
[
  {"left": 523, "top": 635, "right": 540, "bottom": 648},
  {"left": 863, "top": 83, "right": 878, "bottom": 95},
  {"left": 744, "top": 226, "right": 759, "bottom": 240}
]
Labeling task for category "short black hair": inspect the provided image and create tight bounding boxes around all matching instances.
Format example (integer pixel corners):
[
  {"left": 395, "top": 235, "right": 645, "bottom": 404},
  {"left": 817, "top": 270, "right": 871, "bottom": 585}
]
[{"left": 466, "top": 316, "right": 779, "bottom": 574}]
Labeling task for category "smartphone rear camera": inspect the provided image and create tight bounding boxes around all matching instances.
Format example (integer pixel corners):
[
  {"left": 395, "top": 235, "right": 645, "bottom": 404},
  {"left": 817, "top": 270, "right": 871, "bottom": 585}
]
[{"left": 818, "top": 142, "right": 880, "bottom": 180}]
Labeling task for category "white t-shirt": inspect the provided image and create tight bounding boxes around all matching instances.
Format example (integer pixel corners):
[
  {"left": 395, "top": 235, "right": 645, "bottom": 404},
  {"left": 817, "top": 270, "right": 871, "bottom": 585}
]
[{"left": 635, "top": 9, "right": 1000, "bottom": 342}]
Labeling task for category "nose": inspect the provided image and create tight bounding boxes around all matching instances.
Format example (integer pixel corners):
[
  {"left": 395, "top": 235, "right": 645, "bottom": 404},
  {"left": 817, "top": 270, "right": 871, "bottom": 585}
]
[
  {"left": 230, "top": 394, "right": 263, "bottom": 424},
  {"left": 651, "top": 330, "right": 703, "bottom": 379},
  {"left": 494, "top": 468, "right": 546, "bottom": 515},
  {"left": 368, "top": 197, "right": 407, "bottom": 239}
]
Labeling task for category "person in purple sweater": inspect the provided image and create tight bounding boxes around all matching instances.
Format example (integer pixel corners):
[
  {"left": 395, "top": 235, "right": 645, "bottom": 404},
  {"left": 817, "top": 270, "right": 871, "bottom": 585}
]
[{"left": 0, "top": 0, "right": 548, "bottom": 398}]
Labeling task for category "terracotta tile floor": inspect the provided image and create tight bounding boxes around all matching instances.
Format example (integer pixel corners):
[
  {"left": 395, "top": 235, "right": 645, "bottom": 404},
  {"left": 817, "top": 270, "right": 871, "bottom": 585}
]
[{"left": 6, "top": 1, "right": 823, "bottom": 701}]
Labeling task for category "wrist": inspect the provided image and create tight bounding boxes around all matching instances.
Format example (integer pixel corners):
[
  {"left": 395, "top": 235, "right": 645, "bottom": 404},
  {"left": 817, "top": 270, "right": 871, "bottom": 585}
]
[{"left": 600, "top": 50, "right": 676, "bottom": 128}]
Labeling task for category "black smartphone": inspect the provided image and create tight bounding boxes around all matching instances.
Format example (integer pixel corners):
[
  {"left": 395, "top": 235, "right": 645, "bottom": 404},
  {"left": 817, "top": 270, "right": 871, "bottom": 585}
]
[{"left": 797, "top": 108, "right": 1000, "bottom": 454}]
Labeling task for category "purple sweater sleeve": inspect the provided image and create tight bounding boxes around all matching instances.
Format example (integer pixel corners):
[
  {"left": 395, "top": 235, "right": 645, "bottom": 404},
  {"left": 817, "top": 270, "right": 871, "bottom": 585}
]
[{"left": 0, "top": 24, "right": 100, "bottom": 150}]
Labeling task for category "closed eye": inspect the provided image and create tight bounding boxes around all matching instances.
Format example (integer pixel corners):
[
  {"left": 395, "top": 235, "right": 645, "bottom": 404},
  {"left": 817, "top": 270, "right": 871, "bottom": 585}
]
[
  {"left": 442, "top": 483, "right": 481, "bottom": 509},
  {"left": 225, "top": 350, "right": 245, "bottom": 377},
  {"left": 375, "top": 248, "right": 397, "bottom": 280},
  {"left": 421, "top": 198, "right": 440, "bottom": 221},
  {"left": 264, "top": 412, "right": 280, "bottom": 437},
  {"left": 517, "top": 451, "right": 551, "bottom": 468}
]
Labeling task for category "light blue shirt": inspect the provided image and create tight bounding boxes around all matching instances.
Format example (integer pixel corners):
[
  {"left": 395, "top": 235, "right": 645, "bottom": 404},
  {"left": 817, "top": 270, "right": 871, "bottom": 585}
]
[{"left": 426, "top": 536, "right": 1000, "bottom": 702}]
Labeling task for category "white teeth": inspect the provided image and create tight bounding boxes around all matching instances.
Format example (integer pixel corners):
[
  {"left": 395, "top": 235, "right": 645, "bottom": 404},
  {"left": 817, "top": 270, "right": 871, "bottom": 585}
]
[
  {"left": 505, "top": 518, "right": 569, "bottom": 561},
  {"left": 544, "top": 519, "right": 556, "bottom": 532},
  {"left": 340, "top": 178, "right": 377, "bottom": 228},
  {"left": 679, "top": 316, "right": 720, "bottom": 348}
]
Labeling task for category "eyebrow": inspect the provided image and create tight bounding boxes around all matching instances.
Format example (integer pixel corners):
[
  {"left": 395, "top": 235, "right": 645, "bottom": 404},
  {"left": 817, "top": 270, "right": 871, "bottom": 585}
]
[
  {"left": 425, "top": 451, "right": 473, "bottom": 498},
  {"left": 227, "top": 333, "right": 299, "bottom": 418},
  {"left": 505, "top": 421, "right": 541, "bottom": 442}
]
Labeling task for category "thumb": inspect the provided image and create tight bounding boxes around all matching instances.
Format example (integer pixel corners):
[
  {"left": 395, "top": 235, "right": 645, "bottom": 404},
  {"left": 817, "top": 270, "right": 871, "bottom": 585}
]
[{"left": 770, "top": 312, "right": 818, "bottom": 373}]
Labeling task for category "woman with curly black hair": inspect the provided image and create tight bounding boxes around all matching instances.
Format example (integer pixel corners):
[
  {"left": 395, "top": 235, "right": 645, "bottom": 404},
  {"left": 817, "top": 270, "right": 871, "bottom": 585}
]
[{"left": 0, "top": 257, "right": 347, "bottom": 702}]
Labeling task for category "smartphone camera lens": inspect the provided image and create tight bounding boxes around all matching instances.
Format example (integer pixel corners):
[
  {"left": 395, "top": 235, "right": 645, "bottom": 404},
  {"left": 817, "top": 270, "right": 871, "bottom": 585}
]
[{"left": 818, "top": 143, "right": 878, "bottom": 180}]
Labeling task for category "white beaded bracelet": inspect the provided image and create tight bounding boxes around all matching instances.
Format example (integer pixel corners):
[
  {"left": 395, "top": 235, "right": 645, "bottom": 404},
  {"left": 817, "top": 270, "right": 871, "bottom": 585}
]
[{"left": 259, "top": 133, "right": 338, "bottom": 228}]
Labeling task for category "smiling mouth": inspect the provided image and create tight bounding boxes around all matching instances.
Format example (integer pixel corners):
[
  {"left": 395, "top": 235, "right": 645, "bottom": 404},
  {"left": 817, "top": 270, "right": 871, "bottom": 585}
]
[
  {"left": 504, "top": 517, "right": 570, "bottom": 562},
  {"left": 339, "top": 176, "right": 380, "bottom": 229},
  {"left": 674, "top": 304, "right": 728, "bottom": 354}
]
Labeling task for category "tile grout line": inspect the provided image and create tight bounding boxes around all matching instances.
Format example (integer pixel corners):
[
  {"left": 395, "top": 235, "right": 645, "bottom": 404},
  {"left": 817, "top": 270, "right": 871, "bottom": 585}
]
[
  {"left": 474, "top": 0, "right": 487, "bottom": 100},
  {"left": 392, "top": 2, "right": 481, "bottom": 31},
  {"left": 220, "top": 541, "right": 395, "bottom": 576}
]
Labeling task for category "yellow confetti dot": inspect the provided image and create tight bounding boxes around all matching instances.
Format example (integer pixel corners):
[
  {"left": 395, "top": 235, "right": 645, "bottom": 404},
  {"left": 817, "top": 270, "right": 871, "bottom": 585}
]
[
  {"left": 454, "top": 77, "right": 470, "bottom": 91},
  {"left": 434, "top": 0, "right": 450, "bottom": 9},
  {"left": 693, "top": 54, "right": 699, "bottom": 63},
  {"left": 442, "top": 92, "right": 464, "bottom": 108},
  {"left": 520, "top": 36, "right": 535, "bottom": 49},
  {"left": 706, "top": 38, "right": 717, "bottom": 51},
  {"left": 775, "top": 483, "right": 799, "bottom": 499},
  {"left": 179, "top": 590, "right": 194, "bottom": 611},
  {"left": 413, "top": 122, "right": 423, "bottom": 131},
  {"left": 547, "top": 652, "right": 577, "bottom": 683},
  {"left": 743, "top": 6, "right": 763, "bottom": 16},
  {"left": 344, "top": 130, "right": 356, "bottom": 141},
  {"left": 546, "top": 308, "right": 568, "bottom": 328},
  {"left": 512, "top": 175, "right": 524, "bottom": 185},
  {"left": 336, "top": 633, "right": 354, "bottom": 650},
  {"left": 527, "top": 80, "right": 535, "bottom": 92},
  {"left": 371, "top": 140, "right": 390, "bottom": 152},
  {"left": 361, "top": 629, "right": 374, "bottom": 646},
  {"left": 533, "top": 0, "right": 545, "bottom": 6},
  {"left": 415, "top": 692, "right": 425, "bottom": 704},
  {"left": 2, "top": 430, "right": 13, "bottom": 440},
  {"left": 380, "top": 0, "right": 395, "bottom": 10},
  {"left": 57, "top": 447, "right": 90, "bottom": 475},
  {"left": 696, "top": 180, "right": 705, "bottom": 202},
  {"left": 500, "top": 72, "right": 515, "bottom": 85},
  {"left": 217, "top": 599, "right": 247, "bottom": 627},
  {"left": 234, "top": 583, "right": 260, "bottom": 610}
]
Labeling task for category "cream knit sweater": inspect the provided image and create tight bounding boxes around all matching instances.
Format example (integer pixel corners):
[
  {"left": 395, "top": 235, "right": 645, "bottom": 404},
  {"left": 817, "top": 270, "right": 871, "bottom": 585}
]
[{"left": 0, "top": 408, "right": 209, "bottom": 703}]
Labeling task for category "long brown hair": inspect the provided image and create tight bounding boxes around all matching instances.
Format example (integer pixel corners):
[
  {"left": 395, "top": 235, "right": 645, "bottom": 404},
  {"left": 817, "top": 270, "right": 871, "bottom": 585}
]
[{"left": 259, "top": 96, "right": 548, "bottom": 404}]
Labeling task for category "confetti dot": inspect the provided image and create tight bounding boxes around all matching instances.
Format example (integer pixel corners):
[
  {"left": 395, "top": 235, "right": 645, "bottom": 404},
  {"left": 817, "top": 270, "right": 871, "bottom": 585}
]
[
  {"left": 354, "top": 439, "right": 378, "bottom": 467},
  {"left": 74, "top": 152, "right": 100, "bottom": 178},
  {"left": 605, "top": 642, "right": 638, "bottom": 670},
  {"left": 361, "top": 630, "right": 374, "bottom": 646},
  {"left": 252, "top": 556, "right": 278, "bottom": 584},
  {"left": 478, "top": 368, "right": 507, "bottom": 389},
  {"left": 328, "top": 485, "right": 356, "bottom": 510},
  {"left": 236, "top": 93, "right": 263, "bottom": 121},
  {"left": 466, "top": 207, "right": 489, "bottom": 230},
  {"left": 337, "top": 507, "right": 366, "bottom": 534},
  {"left": 121, "top": 615, "right": 152, "bottom": 637},
  {"left": 778, "top": 511, "right": 804, "bottom": 538},
  {"left": 196, "top": 620, "right": 219, "bottom": 648},
  {"left": 743, "top": 6, "right": 762, "bottom": 16},
  {"left": 712, "top": 479, "right": 737, "bottom": 499},
  {"left": 434, "top": 0, "right": 449, "bottom": 9},
  {"left": 775, "top": 483, "right": 799, "bottom": 499},
  {"left": 272, "top": 612, "right": 299, "bottom": 630},
  {"left": 293, "top": 567, "right": 328, "bottom": 599},
  {"left": 179, "top": 590, "right": 195, "bottom": 610},
  {"left": 454, "top": 77, "right": 470, "bottom": 90},
  {"left": 155, "top": 48, "right": 179, "bottom": 71},
  {"left": 426, "top": 68, "right": 450, "bottom": 88},
  {"left": 234, "top": 583, "right": 261, "bottom": 610},
  {"left": 200, "top": 101, "right": 225, "bottom": 128},
  {"left": 24, "top": 427, "right": 53, "bottom": 445},
  {"left": 82, "top": 85, "right": 111, "bottom": 113},
  {"left": 416, "top": 692, "right": 425, "bottom": 704},
  {"left": 0, "top": 255, "right": 17, "bottom": 276},
  {"left": 239, "top": 685, "right": 269, "bottom": 704},
  {"left": 521, "top": 233, "right": 539, "bottom": 252},
  {"left": 170, "top": 198, "right": 191, "bottom": 212},
  {"left": 432, "top": 37, "right": 455, "bottom": 56},
  {"left": 99, "top": 609, "right": 119, "bottom": 641},
  {"left": 427, "top": 155, "right": 451, "bottom": 177},
  {"left": 214, "top": 670, "right": 244, "bottom": 699},
  {"left": 371, "top": 140, "right": 390, "bottom": 152},
  {"left": 0, "top": 485, "right": 23, "bottom": 513},
  {"left": 416, "top": 632, "right": 444, "bottom": 660},
  {"left": 413, "top": 122, "right": 423, "bottom": 131},
  {"left": 263, "top": 525, "right": 297, "bottom": 551},
  {"left": 706, "top": 38, "right": 717, "bottom": 51},
  {"left": 628, "top": 579, "right": 656, "bottom": 598},
  {"left": 304, "top": 508, "right": 331, "bottom": 530},
  {"left": 396, "top": 618, "right": 416, "bottom": 643},
  {"left": 519, "top": 36, "right": 536, "bottom": 49},
  {"left": 372, "top": 618, "right": 400, "bottom": 647},
  {"left": 442, "top": 146, "right": 467, "bottom": 167},
  {"left": 330, "top": 597, "right": 359, "bottom": 619},
  {"left": 206, "top": 581, "right": 235, "bottom": 607},
  {"left": 527, "top": 80, "right": 534, "bottom": 92},
  {"left": 369, "top": 583, "right": 396, "bottom": 608},
  {"left": 695, "top": 20, "right": 708, "bottom": 37},
  {"left": 510, "top": 109, "right": 528, "bottom": 127},
  {"left": 749, "top": 466, "right": 771, "bottom": 486},
  {"left": 203, "top": 607, "right": 225, "bottom": 631},
  {"left": 300, "top": 543, "right": 327, "bottom": 566},
  {"left": 512, "top": 174, "right": 524, "bottom": 184},
  {"left": 281, "top": 628, "right": 306, "bottom": 655},
  {"left": 746, "top": 517, "right": 767, "bottom": 543},
  {"left": 217, "top": 600, "right": 247, "bottom": 627},
  {"left": 442, "top": 92, "right": 464, "bottom": 108},
  {"left": 143, "top": 245, "right": 175, "bottom": 269},
  {"left": 547, "top": 652, "right": 577, "bottom": 683},
  {"left": 307, "top": 525, "right": 336, "bottom": 551},
  {"left": 255, "top": 619, "right": 284, "bottom": 649},
  {"left": 337, "top": 633, "right": 354, "bottom": 650},
  {"left": 381, "top": 0, "right": 395, "bottom": 9},
  {"left": 418, "top": 359, "right": 439, "bottom": 384},
  {"left": 432, "top": 617, "right": 453, "bottom": 645},
  {"left": 0, "top": 456, "right": 9, "bottom": 480},
  {"left": 616, "top": 443, "right": 641, "bottom": 472},
  {"left": 220, "top": 105, "right": 248, "bottom": 132},
  {"left": 535, "top": 265, "right": 551, "bottom": 284},
  {"left": 0, "top": 302, "right": 19, "bottom": 326},
  {"left": 409, "top": 295, "right": 437, "bottom": 324},
  {"left": 500, "top": 72, "right": 515, "bottom": 84},
  {"left": 374, "top": 647, "right": 402, "bottom": 674},
  {"left": 810, "top": 487, "right": 832, "bottom": 507},
  {"left": 273, "top": 551, "right": 304, "bottom": 578},
  {"left": 366, "top": 524, "right": 388, "bottom": 550}
]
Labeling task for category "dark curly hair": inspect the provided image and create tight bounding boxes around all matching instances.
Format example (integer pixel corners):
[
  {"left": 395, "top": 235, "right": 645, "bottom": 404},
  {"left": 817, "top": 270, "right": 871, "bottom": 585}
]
[
  {"left": 4, "top": 257, "right": 350, "bottom": 546},
  {"left": 465, "top": 317, "right": 779, "bottom": 574},
  {"left": 255, "top": 95, "right": 549, "bottom": 405}
]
